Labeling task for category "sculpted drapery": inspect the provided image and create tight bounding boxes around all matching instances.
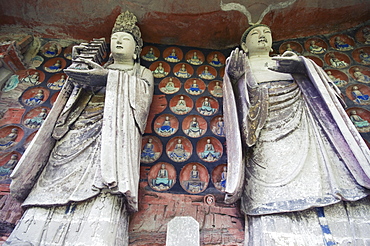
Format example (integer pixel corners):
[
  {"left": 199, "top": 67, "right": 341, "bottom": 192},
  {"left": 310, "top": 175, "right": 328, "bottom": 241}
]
[
  {"left": 6, "top": 11, "right": 154, "bottom": 246},
  {"left": 223, "top": 24, "right": 370, "bottom": 245}
]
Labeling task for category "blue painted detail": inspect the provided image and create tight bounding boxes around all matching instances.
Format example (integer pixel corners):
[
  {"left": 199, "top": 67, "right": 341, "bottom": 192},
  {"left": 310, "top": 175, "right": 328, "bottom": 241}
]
[
  {"left": 320, "top": 225, "right": 331, "bottom": 234},
  {"left": 316, "top": 207, "right": 325, "bottom": 217}
]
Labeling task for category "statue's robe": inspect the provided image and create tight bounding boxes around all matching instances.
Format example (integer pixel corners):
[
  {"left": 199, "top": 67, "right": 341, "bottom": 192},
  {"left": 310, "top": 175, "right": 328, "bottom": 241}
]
[
  {"left": 223, "top": 55, "right": 370, "bottom": 245},
  {"left": 7, "top": 66, "right": 154, "bottom": 246}
]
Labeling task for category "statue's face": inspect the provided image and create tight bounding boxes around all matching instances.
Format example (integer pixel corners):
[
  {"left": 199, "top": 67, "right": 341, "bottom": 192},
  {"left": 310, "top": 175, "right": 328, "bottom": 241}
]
[
  {"left": 111, "top": 32, "right": 136, "bottom": 58},
  {"left": 242, "top": 26, "right": 272, "bottom": 54}
]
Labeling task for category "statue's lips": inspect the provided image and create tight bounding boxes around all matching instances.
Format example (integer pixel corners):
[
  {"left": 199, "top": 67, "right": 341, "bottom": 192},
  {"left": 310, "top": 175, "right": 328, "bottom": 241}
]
[
  {"left": 258, "top": 38, "right": 268, "bottom": 43},
  {"left": 116, "top": 45, "right": 124, "bottom": 49}
]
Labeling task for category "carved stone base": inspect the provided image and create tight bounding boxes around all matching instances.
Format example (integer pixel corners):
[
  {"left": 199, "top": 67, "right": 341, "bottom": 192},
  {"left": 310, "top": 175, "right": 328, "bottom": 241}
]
[
  {"left": 5, "top": 192, "right": 129, "bottom": 246},
  {"left": 246, "top": 197, "right": 370, "bottom": 246}
]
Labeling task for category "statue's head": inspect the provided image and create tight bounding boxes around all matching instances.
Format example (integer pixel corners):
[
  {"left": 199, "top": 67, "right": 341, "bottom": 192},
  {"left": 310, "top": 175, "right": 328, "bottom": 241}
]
[
  {"left": 111, "top": 11, "right": 143, "bottom": 61},
  {"left": 240, "top": 24, "right": 272, "bottom": 55}
]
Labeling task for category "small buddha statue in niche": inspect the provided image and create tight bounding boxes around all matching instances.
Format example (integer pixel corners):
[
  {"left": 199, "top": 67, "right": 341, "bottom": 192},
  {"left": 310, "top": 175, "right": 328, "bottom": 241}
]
[
  {"left": 199, "top": 66, "right": 215, "bottom": 80},
  {"left": 200, "top": 138, "right": 221, "bottom": 162},
  {"left": 353, "top": 67, "right": 370, "bottom": 83},
  {"left": 165, "top": 49, "right": 180, "bottom": 62},
  {"left": 309, "top": 40, "right": 326, "bottom": 54},
  {"left": 152, "top": 62, "right": 168, "bottom": 78},
  {"left": 349, "top": 110, "right": 370, "bottom": 132},
  {"left": 329, "top": 53, "right": 348, "bottom": 68},
  {"left": 168, "top": 139, "right": 190, "bottom": 162},
  {"left": 186, "top": 79, "right": 203, "bottom": 95},
  {"left": 171, "top": 95, "right": 191, "bottom": 115},
  {"left": 334, "top": 36, "right": 353, "bottom": 51},
  {"left": 187, "top": 51, "right": 202, "bottom": 65},
  {"left": 24, "top": 90, "right": 44, "bottom": 106},
  {"left": 142, "top": 47, "right": 158, "bottom": 61},
  {"left": 352, "top": 86, "right": 370, "bottom": 105},
  {"left": 175, "top": 64, "right": 191, "bottom": 78},
  {"left": 185, "top": 117, "right": 203, "bottom": 138},
  {"left": 326, "top": 71, "right": 347, "bottom": 87}
]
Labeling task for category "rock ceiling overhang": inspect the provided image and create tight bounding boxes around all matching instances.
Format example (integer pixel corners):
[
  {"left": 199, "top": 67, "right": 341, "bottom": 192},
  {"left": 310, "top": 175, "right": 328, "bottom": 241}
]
[{"left": 0, "top": 0, "right": 369, "bottom": 49}]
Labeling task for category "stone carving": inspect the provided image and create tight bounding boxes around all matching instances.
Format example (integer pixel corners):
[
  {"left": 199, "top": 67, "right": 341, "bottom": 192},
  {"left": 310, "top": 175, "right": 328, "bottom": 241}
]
[
  {"left": 140, "top": 136, "right": 162, "bottom": 164},
  {"left": 197, "top": 97, "right": 218, "bottom": 116},
  {"left": 326, "top": 70, "right": 347, "bottom": 87},
  {"left": 186, "top": 79, "right": 204, "bottom": 95},
  {"left": 351, "top": 86, "right": 370, "bottom": 105},
  {"left": 223, "top": 24, "right": 370, "bottom": 244},
  {"left": 187, "top": 51, "right": 203, "bottom": 65},
  {"left": 0, "top": 128, "right": 18, "bottom": 151},
  {"left": 21, "top": 71, "right": 40, "bottom": 85},
  {"left": 47, "top": 74, "right": 66, "bottom": 90},
  {"left": 167, "top": 137, "right": 192, "bottom": 162},
  {"left": 152, "top": 62, "right": 168, "bottom": 78},
  {"left": 349, "top": 110, "right": 370, "bottom": 133},
  {"left": 154, "top": 114, "right": 178, "bottom": 137},
  {"left": 24, "top": 89, "right": 44, "bottom": 106},
  {"left": 175, "top": 63, "right": 191, "bottom": 78},
  {"left": 328, "top": 52, "right": 348, "bottom": 68},
  {"left": 333, "top": 36, "right": 353, "bottom": 51},
  {"left": 198, "top": 138, "right": 221, "bottom": 162},
  {"left": 353, "top": 67, "right": 370, "bottom": 83},
  {"left": 7, "top": 11, "right": 154, "bottom": 246},
  {"left": 359, "top": 49, "right": 370, "bottom": 65},
  {"left": 165, "top": 48, "right": 181, "bottom": 63},
  {"left": 198, "top": 66, "right": 215, "bottom": 80},
  {"left": 44, "top": 58, "right": 63, "bottom": 72},
  {"left": 170, "top": 95, "right": 192, "bottom": 115},
  {"left": 181, "top": 164, "right": 208, "bottom": 194},
  {"left": 41, "top": 41, "right": 62, "bottom": 58},
  {"left": 211, "top": 116, "right": 225, "bottom": 137},
  {"left": 24, "top": 108, "right": 48, "bottom": 128},
  {"left": 149, "top": 163, "right": 175, "bottom": 191},
  {"left": 209, "top": 81, "right": 223, "bottom": 97},
  {"left": 184, "top": 116, "right": 204, "bottom": 138},
  {"left": 141, "top": 46, "right": 158, "bottom": 61},
  {"left": 0, "top": 154, "right": 18, "bottom": 184},
  {"left": 308, "top": 40, "right": 326, "bottom": 54},
  {"left": 159, "top": 77, "right": 180, "bottom": 94}
]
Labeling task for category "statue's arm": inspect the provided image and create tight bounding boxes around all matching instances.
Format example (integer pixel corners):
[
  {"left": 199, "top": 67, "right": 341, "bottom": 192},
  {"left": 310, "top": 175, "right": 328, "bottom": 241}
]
[
  {"left": 269, "top": 51, "right": 306, "bottom": 74},
  {"left": 64, "top": 58, "right": 108, "bottom": 88},
  {"left": 223, "top": 57, "right": 246, "bottom": 204},
  {"left": 226, "top": 48, "right": 247, "bottom": 84}
]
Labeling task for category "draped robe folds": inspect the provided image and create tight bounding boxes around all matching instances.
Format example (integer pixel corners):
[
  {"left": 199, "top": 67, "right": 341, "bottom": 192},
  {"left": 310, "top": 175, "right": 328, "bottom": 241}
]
[
  {"left": 7, "top": 66, "right": 153, "bottom": 245},
  {"left": 223, "top": 56, "right": 370, "bottom": 215}
]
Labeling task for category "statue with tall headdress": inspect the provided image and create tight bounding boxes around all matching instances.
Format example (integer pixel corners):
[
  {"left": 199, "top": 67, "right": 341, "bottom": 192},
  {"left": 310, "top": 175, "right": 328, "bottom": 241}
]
[
  {"left": 7, "top": 11, "right": 154, "bottom": 246},
  {"left": 223, "top": 23, "right": 370, "bottom": 245}
]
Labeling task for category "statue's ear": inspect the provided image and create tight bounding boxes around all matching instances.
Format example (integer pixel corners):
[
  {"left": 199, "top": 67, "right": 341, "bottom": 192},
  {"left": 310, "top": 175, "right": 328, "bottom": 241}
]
[
  {"left": 241, "top": 42, "right": 248, "bottom": 53},
  {"left": 133, "top": 54, "right": 137, "bottom": 60}
]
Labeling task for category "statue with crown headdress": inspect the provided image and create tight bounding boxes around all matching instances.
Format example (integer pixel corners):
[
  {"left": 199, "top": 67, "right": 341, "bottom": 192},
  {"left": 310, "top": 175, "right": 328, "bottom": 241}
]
[
  {"left": 6, "top": 11, "right": 154, "bottom": 246},
  {"left": 223, "top": 23, "right": 370, "bottom": 245}
]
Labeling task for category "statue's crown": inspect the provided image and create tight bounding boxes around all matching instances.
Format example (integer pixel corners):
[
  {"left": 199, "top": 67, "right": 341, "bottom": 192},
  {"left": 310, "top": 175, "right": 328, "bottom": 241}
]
[{"left": 112, "top": 11, "right": 143, "bottom": 49}]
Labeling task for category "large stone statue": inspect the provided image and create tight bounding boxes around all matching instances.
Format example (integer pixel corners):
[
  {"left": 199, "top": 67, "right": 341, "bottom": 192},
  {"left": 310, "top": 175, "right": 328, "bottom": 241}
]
[
  {"left": 6, "top": 11, "right": 154, "bottom": 246},
  {"left": 223, "top": 24, "right": 370, "bottom": 245}
]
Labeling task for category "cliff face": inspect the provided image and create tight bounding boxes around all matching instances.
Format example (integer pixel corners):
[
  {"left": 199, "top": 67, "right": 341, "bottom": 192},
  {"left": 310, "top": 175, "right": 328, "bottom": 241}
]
[{"left": 0, "top": 0, "right": 369, "bottom": 49}]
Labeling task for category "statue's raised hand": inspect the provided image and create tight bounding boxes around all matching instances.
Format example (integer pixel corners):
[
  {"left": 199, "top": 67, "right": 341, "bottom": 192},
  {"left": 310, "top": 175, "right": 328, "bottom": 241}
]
[
  {"left": 227, "top": 48, "right": 247, "bottom": 81},
  {"left": 269, "top": 51, "right": 305, "bottom": 74},
  {"left": 64, "top": 58, "right": 108, "bottom": 87}
]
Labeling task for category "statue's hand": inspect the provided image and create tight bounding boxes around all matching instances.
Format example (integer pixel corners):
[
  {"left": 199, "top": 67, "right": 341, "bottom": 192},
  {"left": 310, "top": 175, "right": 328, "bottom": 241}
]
[
  {"left": 64, "top": 58, "right": 108, "bottom": 87},
  {"left": 227, "top": 48, "right": 246, "bottom": 81},
  {"left": 269, "top": 51, "right": 305, "bottom": 74}
]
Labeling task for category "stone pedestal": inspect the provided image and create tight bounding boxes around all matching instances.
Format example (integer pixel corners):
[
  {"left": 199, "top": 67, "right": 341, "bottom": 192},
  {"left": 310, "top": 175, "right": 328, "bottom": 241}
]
[{"left": 166, "top": 216, "right": 199, "bottom": 246}]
